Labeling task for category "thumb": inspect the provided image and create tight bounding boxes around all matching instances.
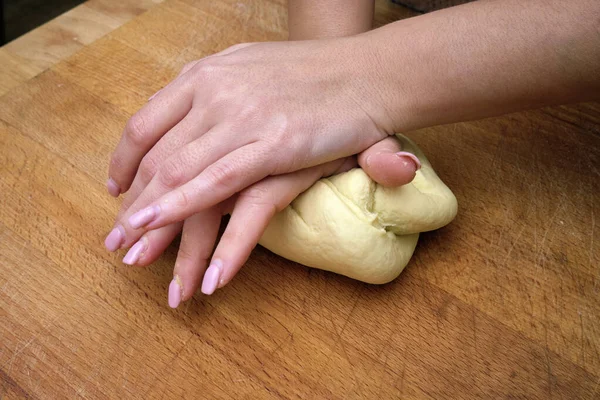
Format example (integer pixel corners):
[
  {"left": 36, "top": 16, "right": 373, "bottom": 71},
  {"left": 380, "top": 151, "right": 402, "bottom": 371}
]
[{"left": 357, "top": 136, "right": 421, "bottom": 187}]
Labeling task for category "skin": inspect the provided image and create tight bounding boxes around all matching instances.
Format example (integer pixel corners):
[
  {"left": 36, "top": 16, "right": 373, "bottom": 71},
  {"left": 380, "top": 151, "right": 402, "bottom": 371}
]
[
  {"left": 107, "top": 0, "right": 417, "bottom": 307},
  {"left": 106, "top": 0, "right": 600, "bottom": 305}
]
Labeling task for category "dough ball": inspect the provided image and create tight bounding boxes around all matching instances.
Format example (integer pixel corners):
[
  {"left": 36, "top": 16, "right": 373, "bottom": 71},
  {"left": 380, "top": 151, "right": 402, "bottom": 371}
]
[{"left": 258, "top": 135, "right": 457, "bottom": 284}]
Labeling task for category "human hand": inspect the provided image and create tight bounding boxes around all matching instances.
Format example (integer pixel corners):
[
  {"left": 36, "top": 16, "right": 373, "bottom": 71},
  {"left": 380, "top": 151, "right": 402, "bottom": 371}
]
[
  {"left": 104, "top": 37, "right": 395, "bottom": 250},
  {"left": 109, "top": 135, "right": 419, "bottom": 307}
]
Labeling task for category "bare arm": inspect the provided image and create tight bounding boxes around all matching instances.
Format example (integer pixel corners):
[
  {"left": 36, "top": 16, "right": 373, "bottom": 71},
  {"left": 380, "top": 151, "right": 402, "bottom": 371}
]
[
  {"left": 359, "top": 0, "right": 600, "bottom": 132},
  {"left": 288, "top": 0, "right": 374, "bottom": 40}
]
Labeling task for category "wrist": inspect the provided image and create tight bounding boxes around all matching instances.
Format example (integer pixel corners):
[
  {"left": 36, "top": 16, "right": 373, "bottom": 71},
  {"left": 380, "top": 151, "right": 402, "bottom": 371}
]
[
  {"left": 358, "top": 26, "right": 425, "bottom": 134},
  {"left": 341, "top": 32, "right": 409, "bottom": 135},
  {"left": 288, "top": 1, "right": 374, "bottom": 41}
]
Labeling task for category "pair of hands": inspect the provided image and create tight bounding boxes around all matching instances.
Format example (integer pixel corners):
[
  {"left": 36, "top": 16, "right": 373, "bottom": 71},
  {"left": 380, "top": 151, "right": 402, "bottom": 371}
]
[{"left": 104, "top": 38, "right": 419, "bottom": 307}]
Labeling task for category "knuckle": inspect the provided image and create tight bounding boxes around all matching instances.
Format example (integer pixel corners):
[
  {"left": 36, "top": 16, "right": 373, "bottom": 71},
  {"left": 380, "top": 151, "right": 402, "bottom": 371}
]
[
  {"left": 109, "top": 152, "right": 125, "bottom": 172},
  {"left": 179, "top": 239, "right": 211, "bottom": 263},
  {"left": 191, "top": 61, "right": 218, "bottom": 79},
  {"left": 239, "top": 185, "right": 272, "bottom": 204},
  {"left": 181, "top": 62, "right": 196, "bottom": 75},
  {"left": 171, "top": 189, "right": 190, "bottom": 209},
  {"left": 176, "top": 244, "right": 196, "bottom": 262},
  {"left": 238, "top": 185, "right": 280, "bottom": 214},
  {"left": 125, "top": 113, "right": 150, "bottom": 146},
  {"left": 262, "top": 141, "right": 295, "bottom": 175},
  {"left": 224, "top": 42, "right": 256, "bottom": 56},
  {"left": 257, "top": 114, "right": 291, "bottom": 147},
  {"left": 157, "top": 160, "right": 187, "bottom": 189},
  {"left": 210, "top": 86, "right": 234, "bottom": 108},
  {"left": 138, "top": 155, "right": 161, "bottom": 184},
  {"left": 235, "top": 102, "right": 260, "bottom": 123},
  {"left": 226, "top": 43, "right": 246, "bottom": 52},
  {"left": 205, "top": 162, "right": 238, "bottom": 191}
]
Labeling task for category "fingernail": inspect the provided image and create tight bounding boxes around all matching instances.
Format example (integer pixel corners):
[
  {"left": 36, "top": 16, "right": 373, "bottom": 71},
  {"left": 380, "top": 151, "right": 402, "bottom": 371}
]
[
  {"left": 122, "top": 237, "right": 147, "bottom": 265},
  {"left": 106, "top": 178, "right": 120, "bottom": 197},
  {"left": 201, "top": 260, "right": 223, "bottom": 295},
  {"left": 168, "top": 275, "right": 183, "bottom": 308},
  {"left": 104, "top": 225, "right": 125, "bottom": 252},
  {"left": 396, "top": 151, "right": 421, "bottom": 170},
  {"left": 128, "top": 205, "right": 160, "bottom": 229}
]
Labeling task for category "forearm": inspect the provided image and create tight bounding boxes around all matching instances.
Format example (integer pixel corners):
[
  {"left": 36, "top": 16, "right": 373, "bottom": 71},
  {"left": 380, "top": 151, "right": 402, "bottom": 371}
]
[
  {"left": 288, "top": 0, "right": 374, "bottom": 40},
  {"left": 360, "top": 0, "right": 600, "bottom": 132}
]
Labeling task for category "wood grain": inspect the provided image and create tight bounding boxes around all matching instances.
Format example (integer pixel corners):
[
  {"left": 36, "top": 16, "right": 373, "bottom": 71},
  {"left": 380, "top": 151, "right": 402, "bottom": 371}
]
[
  {"left": 0, "top": 0, "right": 164, "bottom": 97},
  {"left": 1, "top": 0, "right": 599, "bottom": 398}
]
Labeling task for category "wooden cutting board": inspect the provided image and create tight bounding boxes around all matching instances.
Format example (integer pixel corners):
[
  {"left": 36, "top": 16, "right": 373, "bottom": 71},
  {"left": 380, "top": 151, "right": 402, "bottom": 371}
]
[{"left": 1, "top": 0, "right": 599, "bottom": 398}]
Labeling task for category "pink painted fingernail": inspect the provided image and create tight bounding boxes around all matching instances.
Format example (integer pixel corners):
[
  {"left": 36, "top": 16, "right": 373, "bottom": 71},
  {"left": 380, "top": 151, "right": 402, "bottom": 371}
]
[
  {"left": 106, "top": 178, "right": 120, "bottom": 197},
  {"left": 396, "top": 151, "right": 421, "bottom": 170},
  {"left": 128, "top": 205, "right": 160, "bottom": 229},
  {"left": 201, "top": 260, "right": 223, "bottom": 295},
  {"left": 104, "top": 225, "right": 125, "bottom": 252},
  {"left": 122, "top": 238, "right": 147, "bottom": 265},
  {"left": 168, "top": 276, "right": 183, "bottom": 308}
]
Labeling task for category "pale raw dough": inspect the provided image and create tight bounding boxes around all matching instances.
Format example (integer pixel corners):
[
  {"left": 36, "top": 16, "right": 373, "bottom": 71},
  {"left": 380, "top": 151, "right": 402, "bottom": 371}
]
[{"left": 258, "top": 134, "right": 458, "bottom": 284}]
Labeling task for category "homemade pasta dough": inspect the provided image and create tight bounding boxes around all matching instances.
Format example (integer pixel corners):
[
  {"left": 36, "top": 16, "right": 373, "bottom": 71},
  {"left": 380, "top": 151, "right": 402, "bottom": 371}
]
[{"left": 259, "top": 134, "right": 457, "bottom": 284}]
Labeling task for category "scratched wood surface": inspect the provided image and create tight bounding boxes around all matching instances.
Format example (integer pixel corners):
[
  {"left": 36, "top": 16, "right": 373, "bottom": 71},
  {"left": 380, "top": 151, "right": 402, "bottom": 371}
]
[{"left": 1, "top": 0, "right": 599, "bottom": 398}]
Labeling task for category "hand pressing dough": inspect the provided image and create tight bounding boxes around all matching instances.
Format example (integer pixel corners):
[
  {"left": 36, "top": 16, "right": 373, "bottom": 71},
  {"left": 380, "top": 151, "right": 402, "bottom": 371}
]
[{"left": 258, "top": 134, "right": 458, "bottom": 284}]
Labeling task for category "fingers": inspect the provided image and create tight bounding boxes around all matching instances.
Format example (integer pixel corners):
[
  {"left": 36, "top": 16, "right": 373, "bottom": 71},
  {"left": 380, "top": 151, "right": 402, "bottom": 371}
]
[
  {"left": 105, "top": 124, "right": 257, "bottom": 250},
  {"left": 121, "top": 222, "right": 183, "bottom": 267},
  {"left": 107, "top": 77, "right": 195, "bottom": 196},
  {"left": 202, "top": 157, "right": 348, "bottom": 294},
  {"left": 110, "top": 110, "right": 214, "bottom": 254},
  {"left": 119, "top": 44, "right": 257, "bottom": 196},
  {"left": 168, "top": 208, "right": 222, "bottom": 308},
  {"left": 108, "top": 115, "right": 209, "bottom": 255},
  {"left": 115, "top": 110, "right": 213, "bottom": 217},
  {"left": 121, "top": 142, "right": 273, "bottom": 244},
  {"left": 357, "top": 136, "right": 421, "bottom": 187}
]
